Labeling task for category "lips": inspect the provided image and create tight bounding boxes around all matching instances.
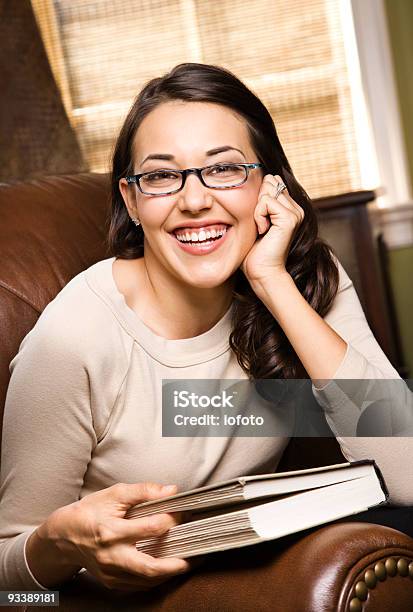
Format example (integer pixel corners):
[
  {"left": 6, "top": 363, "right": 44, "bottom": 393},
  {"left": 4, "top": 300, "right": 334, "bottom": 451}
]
[
  {"left": 171, "top": 222, "right": 231, "bottom": 234},
  {"left": 169, "top": 225, "right": 231, "bottom": 255}
]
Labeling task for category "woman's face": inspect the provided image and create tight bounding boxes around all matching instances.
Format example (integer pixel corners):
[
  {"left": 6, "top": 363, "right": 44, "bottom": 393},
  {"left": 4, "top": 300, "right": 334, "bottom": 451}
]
[{"left": 119, "top": 100, "right": 264, "bottom": 289}]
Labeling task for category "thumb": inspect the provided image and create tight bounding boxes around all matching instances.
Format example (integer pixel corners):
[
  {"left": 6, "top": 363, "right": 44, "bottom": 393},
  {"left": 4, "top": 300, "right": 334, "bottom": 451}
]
[{"left": 114, "top": 482, "right": 178, "bottom": 507}]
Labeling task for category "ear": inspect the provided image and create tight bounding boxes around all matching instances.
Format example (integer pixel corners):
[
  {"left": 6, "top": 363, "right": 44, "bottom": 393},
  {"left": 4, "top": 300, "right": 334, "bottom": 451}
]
[{"left": 119, "top": 178, "right": 138, "bottom": 220}]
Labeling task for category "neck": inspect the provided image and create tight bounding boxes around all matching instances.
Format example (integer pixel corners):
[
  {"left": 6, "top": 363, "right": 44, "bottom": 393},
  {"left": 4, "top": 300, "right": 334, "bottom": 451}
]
[{"left": 140, "top": 257, "right": 234, "bottom": 340}]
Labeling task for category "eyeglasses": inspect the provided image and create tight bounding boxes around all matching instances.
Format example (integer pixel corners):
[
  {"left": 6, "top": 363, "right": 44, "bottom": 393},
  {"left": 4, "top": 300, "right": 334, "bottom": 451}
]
[{"left": 125, "top": 162, "right": 264, "bottom": 196}]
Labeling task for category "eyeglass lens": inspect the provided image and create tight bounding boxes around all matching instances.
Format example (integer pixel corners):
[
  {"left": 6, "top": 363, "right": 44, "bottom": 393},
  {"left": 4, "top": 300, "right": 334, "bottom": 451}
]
[{"left": 139, "top": 164, "right": 248, "bottom": 194}]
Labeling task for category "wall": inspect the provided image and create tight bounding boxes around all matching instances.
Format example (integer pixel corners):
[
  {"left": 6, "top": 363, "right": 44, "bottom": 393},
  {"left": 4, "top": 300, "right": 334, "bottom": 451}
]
[
  {"left": 382, "top": 0, "right": 413, "bottom": 377},
  {"left": 0, "top": 0, "right": 85, "bottom": 180},
  {"left": 388, "top": 247, "right": 413, "bottom": 377},
  {"left": 383, "top": 0, "right": 413, "bottom": 192}
]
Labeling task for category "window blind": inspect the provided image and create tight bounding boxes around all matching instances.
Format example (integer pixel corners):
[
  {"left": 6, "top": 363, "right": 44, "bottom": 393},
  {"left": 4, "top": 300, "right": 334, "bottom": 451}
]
[{"left": 32, "top": 0, "right": 365, "bottom": 198}]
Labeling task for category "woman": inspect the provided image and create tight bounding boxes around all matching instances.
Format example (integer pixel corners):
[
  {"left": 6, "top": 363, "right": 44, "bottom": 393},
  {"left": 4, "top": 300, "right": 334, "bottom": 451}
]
[{"left": 0, "top": 63, "right": 411, "bottom": 591}]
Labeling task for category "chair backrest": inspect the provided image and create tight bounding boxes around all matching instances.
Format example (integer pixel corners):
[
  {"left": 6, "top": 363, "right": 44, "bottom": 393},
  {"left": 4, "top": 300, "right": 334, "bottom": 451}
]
[
  {"left": 0, "top": 172, "right": 344, "bottom": 469},
  {"left": 0, "top": 173, "right": 110, "bottom": 445}
]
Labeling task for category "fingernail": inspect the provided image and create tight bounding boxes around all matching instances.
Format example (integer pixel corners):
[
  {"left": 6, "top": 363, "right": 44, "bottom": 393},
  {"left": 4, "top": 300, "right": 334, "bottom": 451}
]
[{"left": 162, "top": 484, "right": 177, "bottom": 493}]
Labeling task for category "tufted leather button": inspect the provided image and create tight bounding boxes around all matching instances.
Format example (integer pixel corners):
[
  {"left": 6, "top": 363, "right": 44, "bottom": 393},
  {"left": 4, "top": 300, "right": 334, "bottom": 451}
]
[
  {"left": 374, "top": 561, "right": 386, "bottom": 581},
  {"left": 409, "top": 561, "right": 413, "bottom": 578},
  {"left": 397, "top": 558, "right": 409, "bottom": 576},
  {"left": 364, "top": 569, "right": 376, "bottom": 589},
  {"left": 349, "top": 597, "right": 362, "bottom": 612},
  {"left": 354, "top": 581, "right": 368, "bottom": 601},
  {"left": 385, "top": 557, "right": 397, "bottom": 577}
]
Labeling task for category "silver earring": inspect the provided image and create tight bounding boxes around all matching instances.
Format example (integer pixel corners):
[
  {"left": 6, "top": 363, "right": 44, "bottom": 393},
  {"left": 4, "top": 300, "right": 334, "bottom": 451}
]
[{"left": 131, "top": 217, "right": 141, "bottom": 227}]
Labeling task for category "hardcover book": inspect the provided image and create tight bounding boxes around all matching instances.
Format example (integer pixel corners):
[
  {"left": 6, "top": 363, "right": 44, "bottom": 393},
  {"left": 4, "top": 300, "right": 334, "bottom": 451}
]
[{"left": 125, "top": 460, "right": 388, "bottom": 558}]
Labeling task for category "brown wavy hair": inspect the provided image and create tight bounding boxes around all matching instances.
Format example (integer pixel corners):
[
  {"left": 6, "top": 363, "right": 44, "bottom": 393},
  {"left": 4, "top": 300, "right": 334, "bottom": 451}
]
[{"left": 108, "top": 63, "right": 339, "bottom": 380}]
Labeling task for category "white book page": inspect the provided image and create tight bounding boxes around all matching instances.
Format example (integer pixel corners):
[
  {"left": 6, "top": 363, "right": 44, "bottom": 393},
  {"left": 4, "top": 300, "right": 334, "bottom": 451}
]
[
  {"left": 244, "top": 463, "right": 374, "bottom": 500},
  {"left": 249, "top": 473, "right": 385, "bottom": 539}
]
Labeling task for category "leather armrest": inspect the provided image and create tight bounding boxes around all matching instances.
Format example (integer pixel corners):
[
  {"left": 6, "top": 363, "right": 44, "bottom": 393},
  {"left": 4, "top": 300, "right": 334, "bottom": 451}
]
[{"left": 26, "top": 522, "right": 413, "bottom": 612}]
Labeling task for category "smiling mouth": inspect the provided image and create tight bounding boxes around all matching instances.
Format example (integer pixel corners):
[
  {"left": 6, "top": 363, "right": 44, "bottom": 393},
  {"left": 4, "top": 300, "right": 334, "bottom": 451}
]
[{"left": 172, "top": 225, "right": 230, "bottom": 246}]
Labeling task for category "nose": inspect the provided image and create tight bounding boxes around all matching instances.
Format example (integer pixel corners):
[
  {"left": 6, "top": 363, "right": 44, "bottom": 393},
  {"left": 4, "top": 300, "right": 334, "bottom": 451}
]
[{"left": 177, "top": 172, "right": 213, "bottom": 214}]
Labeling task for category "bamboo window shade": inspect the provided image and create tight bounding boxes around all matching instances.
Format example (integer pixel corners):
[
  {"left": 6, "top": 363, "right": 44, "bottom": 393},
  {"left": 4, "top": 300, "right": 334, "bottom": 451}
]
[{"left": 31, "top": 0, "right": 363, "bottom": 199}]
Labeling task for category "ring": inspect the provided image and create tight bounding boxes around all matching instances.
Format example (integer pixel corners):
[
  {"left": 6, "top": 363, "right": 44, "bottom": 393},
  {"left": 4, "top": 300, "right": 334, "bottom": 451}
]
[{"left": 274, "top": 181, "right": 287, "bottom": 199}]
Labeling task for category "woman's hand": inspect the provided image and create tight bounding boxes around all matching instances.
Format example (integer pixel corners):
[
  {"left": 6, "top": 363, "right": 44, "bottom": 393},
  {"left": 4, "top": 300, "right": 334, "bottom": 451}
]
[
  {"left": 43, "top": 482, "right": 192, "bottom": 591},
  {"left": 241, "top": 174, "right": 304, "bottom": 286}
]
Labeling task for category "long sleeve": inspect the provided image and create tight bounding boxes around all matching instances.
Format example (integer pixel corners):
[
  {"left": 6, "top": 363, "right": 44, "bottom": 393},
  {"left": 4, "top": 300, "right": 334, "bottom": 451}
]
[
  {"left": 0, "top": 265, "right": 134, "bottom": 590},
  {"left": 0, "top": 312, "right": 97, "bottom": 589},
  {"left": 312, "top": 259, "right": 413, "bottom": 506}
]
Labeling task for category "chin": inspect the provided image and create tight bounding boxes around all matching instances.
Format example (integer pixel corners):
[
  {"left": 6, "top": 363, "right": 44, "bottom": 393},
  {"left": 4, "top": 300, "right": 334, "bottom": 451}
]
[
  {"left": 186, "top": 276, "right": 230, "bottom": 290},
  {"left": 179, "top": 269, "right": 233, "bottom": 290}
]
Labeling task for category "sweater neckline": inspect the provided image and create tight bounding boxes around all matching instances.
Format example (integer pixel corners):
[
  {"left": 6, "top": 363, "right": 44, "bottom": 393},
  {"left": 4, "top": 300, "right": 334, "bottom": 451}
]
[{"left": 86, "top": 257, "right": 233, "bottom": 367}]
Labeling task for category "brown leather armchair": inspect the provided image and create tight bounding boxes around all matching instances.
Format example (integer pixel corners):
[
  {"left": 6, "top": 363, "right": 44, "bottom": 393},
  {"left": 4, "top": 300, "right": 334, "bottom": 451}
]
[{"left": 1, "top": 173, "right": 413, "bottom": 611}]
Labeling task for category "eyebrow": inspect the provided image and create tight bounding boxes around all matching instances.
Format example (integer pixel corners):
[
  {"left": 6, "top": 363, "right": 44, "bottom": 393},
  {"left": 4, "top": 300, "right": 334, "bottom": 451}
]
[{"left": 140, "top": 146, "right": 246, "bottom": 166}]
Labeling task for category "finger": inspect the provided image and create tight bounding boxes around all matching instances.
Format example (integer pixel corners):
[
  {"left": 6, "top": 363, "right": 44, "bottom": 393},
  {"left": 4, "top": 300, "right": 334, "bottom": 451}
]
[
  {"left": 93, "top": 545, "right": 190, "bottom": 588},
  {"left": 256, "top": 193, "right": 302, "bottom": 237},
  {"left": 112, "top": 482, "right": 178, "bottom": 506},
  {"left": 260, "top": 175, "right": 293, "bottom": 209},
  {"left": 261, "top": 173, "right": 279, "bottom": 188},
  {"left": 255, "top": 177, "right": 303, "bottom": 233},
  {"left": 116, "top": 512, "right": 181, "bottom": 541},
  {"left": 277, "top": 191, "right": 305, "bottom": 223},
  {"left": 123, "top": 548, "right": 190, "bottom": 579},
  {"left": 261, "top": 173, "right": 288, "bottom": 193},
  {"left": 275, "top": 190, "right": 303, "bottom": 216},
  {"left": 266, "top": 174, "right": 305, "bottom": 223},
  {"left": 139, "top": 552, "right": 191, "bottom": 578},
  {"left": 254, "top": 194, "right": 274, "bottom": 234},
  {"left": 273, "top": 175, "right": 305, "bottom": 221}
]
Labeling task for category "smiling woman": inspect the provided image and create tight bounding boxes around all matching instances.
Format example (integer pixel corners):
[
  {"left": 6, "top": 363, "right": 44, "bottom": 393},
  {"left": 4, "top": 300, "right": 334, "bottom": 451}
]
[
  {"left": 1, "top": 62, "right": 412, "bottom": 594},
  {"left": 114, "top": 99, "right": 272, "bottom": 337},
  {"left": 110, "top": 65, "right": 335, "bottom": 350}
]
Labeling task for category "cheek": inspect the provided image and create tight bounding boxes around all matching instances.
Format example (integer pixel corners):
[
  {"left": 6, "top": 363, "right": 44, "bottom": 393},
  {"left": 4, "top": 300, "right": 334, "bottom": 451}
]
[
  {"left": 137, "top": 198, "right": 170, "bottom": 229},
  {"left": 231, "top": 185, "right": 259, "bottom": 224},
  {"left": 225, "top": 191, "right": 259, "bottom": 252}
]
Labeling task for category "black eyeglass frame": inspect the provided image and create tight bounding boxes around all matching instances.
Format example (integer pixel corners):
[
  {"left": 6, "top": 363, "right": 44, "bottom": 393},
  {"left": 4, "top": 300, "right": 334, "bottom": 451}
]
[{"left": 125, "top": 162, "right": 264, "bottom": 196}]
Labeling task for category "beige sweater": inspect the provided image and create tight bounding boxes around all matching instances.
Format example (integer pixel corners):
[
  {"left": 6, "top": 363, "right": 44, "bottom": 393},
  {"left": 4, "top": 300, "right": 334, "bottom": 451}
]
[{"left": 0, "top": 257, "right": 411, "bottom": 589}]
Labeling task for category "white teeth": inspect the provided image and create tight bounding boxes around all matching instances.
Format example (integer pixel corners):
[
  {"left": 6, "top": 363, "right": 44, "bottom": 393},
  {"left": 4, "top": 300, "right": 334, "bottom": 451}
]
[{"left": 175, "top": 226, "right": 228, "bottom": 243}]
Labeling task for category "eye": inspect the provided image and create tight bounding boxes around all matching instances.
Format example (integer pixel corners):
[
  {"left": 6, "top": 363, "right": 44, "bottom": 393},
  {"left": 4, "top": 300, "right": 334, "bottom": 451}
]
[
  {"left": 142, "top": 170, "right": 180, "bottom": 184},
  {"left": 147, "top": 170, "right": 178, "bottom": 180},
  {"left": 209, "top": 164, "right": 236, "bottom": 175},
  {"left": 203, "top": 164, "right": 245, "bottom": 182}
]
